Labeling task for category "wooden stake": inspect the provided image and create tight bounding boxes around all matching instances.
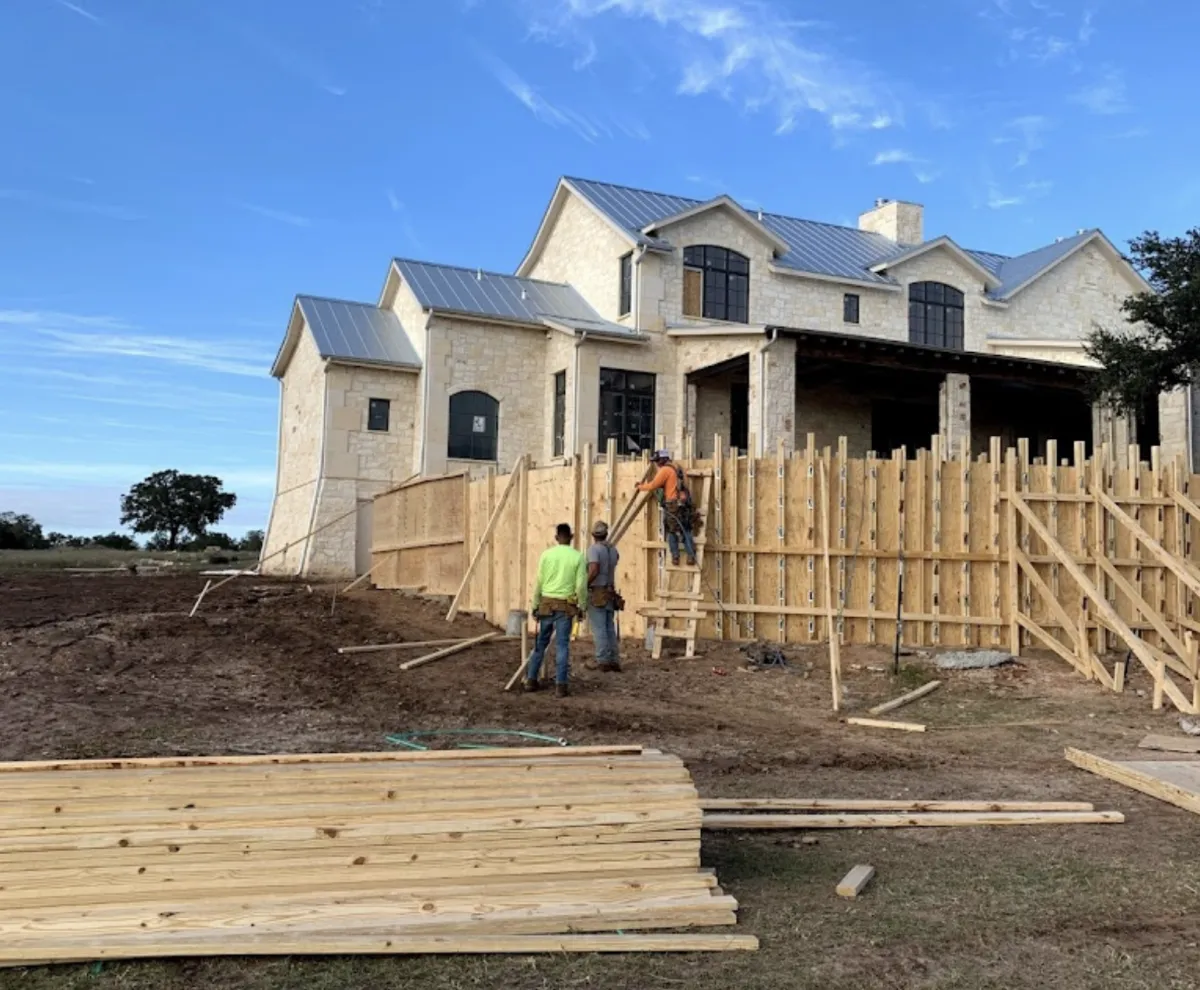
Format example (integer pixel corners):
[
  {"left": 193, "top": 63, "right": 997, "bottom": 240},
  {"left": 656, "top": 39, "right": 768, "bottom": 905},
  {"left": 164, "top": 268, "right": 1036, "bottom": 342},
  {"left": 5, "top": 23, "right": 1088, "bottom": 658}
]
[
  {"left": 819, "top": 458, "right": 841, "bottom": 711},
  {"left": 446, "top": 457, "right": 526, "bottom": 621},
  {"left": 845, "top": 717, "right": 926, "bottom": 733},
  {"left": 866, "top": 680, "right": 941, "bottom": 716}
]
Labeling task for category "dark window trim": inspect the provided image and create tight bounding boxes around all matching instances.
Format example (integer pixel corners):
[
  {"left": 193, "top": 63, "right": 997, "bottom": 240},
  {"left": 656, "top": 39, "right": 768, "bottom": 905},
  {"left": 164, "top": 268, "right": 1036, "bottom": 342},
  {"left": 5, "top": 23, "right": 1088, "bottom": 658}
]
[
  {"left": 367, "top": 397, "right": 390, "bottom": 432},
  {"left": 618, "top": 252, "right": 633, "bottom": 317},
  {"left": 552, "top": 370, "right": 567, "bottom": 458},
  {"left": 682, "top": 245, "right": 750, "bottom": 324},
  {"left": 908, "top": 281, "right": 965, "bottom": 350},
  {"left": 843, "top": 293, "right": 860, "bottom": 324},
  {"left": 447, "top": 390, "right": 499, "bottom": 461}
]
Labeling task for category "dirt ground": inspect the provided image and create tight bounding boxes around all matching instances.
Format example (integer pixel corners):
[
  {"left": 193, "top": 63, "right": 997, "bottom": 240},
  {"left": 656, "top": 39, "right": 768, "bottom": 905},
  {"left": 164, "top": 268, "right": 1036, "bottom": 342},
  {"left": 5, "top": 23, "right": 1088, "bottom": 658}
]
[{"left": 1, "top": 572, "right": 1198, "bottom": 990}]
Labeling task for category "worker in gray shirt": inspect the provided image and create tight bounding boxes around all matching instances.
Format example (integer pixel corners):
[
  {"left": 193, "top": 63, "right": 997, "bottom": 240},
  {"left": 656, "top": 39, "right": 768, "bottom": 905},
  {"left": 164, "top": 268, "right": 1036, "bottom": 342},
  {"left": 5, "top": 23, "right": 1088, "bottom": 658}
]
[{"left": 586, "top": 520, "right": 622, "bottom": 672}]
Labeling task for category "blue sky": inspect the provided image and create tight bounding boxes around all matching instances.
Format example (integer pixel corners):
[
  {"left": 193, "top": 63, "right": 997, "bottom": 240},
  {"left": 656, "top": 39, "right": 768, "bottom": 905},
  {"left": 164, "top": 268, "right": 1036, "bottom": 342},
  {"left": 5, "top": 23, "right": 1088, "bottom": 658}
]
[{"left": 2, "top": 0, "right": 1195, "bottom": 536}]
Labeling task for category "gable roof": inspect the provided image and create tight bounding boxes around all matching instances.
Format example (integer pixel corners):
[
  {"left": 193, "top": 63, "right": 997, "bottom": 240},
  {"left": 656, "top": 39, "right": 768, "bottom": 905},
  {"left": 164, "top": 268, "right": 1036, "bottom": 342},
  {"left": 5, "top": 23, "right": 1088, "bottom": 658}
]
[
  {"left": 392, "top": 259, "right": 644, "bottom": 340},
  {"left": 869, "top": 235, "right": 1003, "bottom": 289},
  {"left": 271, "top": 295, "right": 421, "bottom": 378},
  {"left": 642, "top": 194, "right": 790, "bottom": 254},
  {"left": 561, "top": 177, "right": 1130, "bottom": 299}
]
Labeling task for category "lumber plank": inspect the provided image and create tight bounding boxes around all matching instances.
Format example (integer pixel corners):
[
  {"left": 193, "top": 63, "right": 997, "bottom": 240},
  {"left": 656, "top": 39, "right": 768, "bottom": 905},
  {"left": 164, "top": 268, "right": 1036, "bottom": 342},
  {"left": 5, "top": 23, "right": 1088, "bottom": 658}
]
[
  {"left": 337, "top": 638, "right": 468, "bottom": 655},
  {"left": 1065, "top": 747, "right": 1200, "bottom": 815},
  {"left": 836, "top": 864, "right": 875, "bottom": 899},
  {"left": 0, "top": 933, "right": 760, "bottom": 963},
  {"left": 398, "top": 632, "right": 500, "bottom": 671},
  {"left": 1138, "top": 734, "right": 1200, "bottom": 754},
  {"left": 845, "top": 717, "right": 926, "bottom": 733},
  {"left": 866, "top": 680, "right": 941, "bottom": 716},
  {"left": 446, "top": 456, "right": 525, "bottom": 621},
  {"left": 701, "top": 810, "right": 1124, "bottom": 829},
  {"left": 0, "top": 745, "right": 645, "bottom": 774},
  {"left": 699, "top": 799, "right": 1094, "bottom": 812}
]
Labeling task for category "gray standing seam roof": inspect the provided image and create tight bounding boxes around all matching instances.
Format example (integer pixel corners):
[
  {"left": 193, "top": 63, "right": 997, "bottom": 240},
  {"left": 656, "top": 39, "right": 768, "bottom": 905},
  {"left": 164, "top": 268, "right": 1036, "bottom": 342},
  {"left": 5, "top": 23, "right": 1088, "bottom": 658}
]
[
  {"left": 393, "top": 258, "right": 643, "bottom": 339},
  {"left": 565, "top": 176, "right": 1104, "bottom": 299},
  {"left": 297, "top": 295, "right": 421, "bottom": 369}
]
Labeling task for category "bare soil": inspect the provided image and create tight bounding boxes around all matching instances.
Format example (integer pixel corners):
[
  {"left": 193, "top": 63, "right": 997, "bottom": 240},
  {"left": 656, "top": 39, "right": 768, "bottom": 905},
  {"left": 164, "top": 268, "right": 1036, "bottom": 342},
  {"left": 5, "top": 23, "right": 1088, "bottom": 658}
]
[{"left": 1, "top": 572, "right": 1198, "bottom": 990}]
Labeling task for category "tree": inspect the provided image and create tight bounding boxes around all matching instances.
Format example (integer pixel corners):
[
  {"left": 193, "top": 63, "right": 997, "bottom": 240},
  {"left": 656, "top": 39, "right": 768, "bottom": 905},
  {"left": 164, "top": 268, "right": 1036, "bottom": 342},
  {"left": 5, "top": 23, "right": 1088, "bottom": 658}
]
[
  {"left": 1086, "top": 228, "right": 1200, "bottom": 414},
  {"left": 119, "top": 471, "right": 237, "bottom": 550},
  {"left": 91, "top": 532, "right": 139, "bottom": 551},
  {"left": 239, "top": 529, "right": 265, "bottom": 552},
  {"left": 0, "top": 512, "right": 47, "bottom": 550}
]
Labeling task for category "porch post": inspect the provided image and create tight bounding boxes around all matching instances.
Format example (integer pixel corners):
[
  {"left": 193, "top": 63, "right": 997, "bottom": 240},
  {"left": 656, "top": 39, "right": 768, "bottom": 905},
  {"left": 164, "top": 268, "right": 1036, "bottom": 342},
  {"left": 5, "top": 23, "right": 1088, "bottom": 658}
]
[
  {"left": 750, "top": 336, "right": 796, "bottom": 456},
  {"left": 939, "top": 373, "right": 971, "bottom": 459}
]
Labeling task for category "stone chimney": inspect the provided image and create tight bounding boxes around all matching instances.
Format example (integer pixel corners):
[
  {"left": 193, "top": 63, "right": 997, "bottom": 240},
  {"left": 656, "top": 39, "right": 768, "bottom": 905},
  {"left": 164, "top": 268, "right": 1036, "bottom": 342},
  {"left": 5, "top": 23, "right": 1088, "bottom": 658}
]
[{"left": 858, "top": 198, "right": 923, "bottom": 245}]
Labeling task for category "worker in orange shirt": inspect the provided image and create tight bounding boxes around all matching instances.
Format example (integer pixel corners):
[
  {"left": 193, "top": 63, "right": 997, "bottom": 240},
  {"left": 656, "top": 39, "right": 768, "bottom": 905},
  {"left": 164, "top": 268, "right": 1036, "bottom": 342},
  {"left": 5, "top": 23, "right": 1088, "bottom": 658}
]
[{"left": 637, "top": 450, "right": 696, "bottom": 567}]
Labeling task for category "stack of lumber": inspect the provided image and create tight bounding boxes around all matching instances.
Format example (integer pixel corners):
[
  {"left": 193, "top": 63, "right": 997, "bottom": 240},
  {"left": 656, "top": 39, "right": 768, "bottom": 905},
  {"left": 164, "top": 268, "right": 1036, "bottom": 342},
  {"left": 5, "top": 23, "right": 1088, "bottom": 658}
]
[{"left": 0, "top": 746, "right": 754, "bottom": 965}]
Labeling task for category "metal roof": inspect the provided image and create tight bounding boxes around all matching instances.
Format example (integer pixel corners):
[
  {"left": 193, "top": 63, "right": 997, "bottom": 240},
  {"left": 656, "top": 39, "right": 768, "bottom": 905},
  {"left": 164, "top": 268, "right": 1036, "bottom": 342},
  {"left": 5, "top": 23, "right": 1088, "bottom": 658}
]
[
  {"left": 297, "top": 295, "right": 421, "bottom": 369},
  {"left": 393, "top": 258, "right": 644, "bottom": 340},
  {"left": 564, "top": 177, "right": 1104, "bottom": 300}
]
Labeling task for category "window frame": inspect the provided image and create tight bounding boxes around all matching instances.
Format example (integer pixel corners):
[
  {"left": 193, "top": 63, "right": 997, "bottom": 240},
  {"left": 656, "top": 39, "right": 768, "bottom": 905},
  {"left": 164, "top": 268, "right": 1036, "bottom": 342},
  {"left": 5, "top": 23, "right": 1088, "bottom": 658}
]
[
  {"left": 908, "top": 281, "right": 965, "bottom": 350},
  {"left": 618, "top": 252, "right": 633, "bottom": 317},
  {"left": 682, "top": 245, "right": 750, "bottom": 324},
  {"left": 447, "top": 390, "right": 499, "bottom": 462},
  {"left": 552, "top": 370, "right": 567, "bottom": 458},
  {"left": 598, "top": 368, "right": 656, "bottom": 456},
  {"left": 366, "top": 397, "right": 390, "bottom": 432},
  {"left": 843, "top": 293, "right": 860, "bottom": 325}
]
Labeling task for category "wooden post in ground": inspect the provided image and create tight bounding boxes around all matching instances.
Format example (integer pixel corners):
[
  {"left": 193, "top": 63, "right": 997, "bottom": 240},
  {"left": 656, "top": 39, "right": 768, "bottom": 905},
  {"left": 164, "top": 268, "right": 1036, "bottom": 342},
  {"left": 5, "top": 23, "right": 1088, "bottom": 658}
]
[
  {"left": 820, "top": 458, "right": 841, "bottom": 710},
  {"left": 1005, "top": 449, "right": 1020, "bottom": 653},
  {"left": 445, "top": 456, "right": 525, "bottom": 621},
  {"left": 519, "top": 453, "right": 530, "bottom": 669}
]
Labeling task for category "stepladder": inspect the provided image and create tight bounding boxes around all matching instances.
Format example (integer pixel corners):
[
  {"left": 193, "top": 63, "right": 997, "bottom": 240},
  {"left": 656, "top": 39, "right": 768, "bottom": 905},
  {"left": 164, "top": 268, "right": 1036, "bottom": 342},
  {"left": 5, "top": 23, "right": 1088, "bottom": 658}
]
[{"left": 641, "top": 473, "right": 713, "bottom": 659}]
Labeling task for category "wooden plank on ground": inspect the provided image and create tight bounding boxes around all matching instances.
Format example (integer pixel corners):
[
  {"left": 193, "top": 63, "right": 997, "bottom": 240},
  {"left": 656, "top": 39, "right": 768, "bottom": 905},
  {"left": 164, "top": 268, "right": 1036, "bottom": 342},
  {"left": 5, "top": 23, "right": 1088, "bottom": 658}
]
[
  {"left": 1065, "top": 747, "right": 1200, "bottom": 816},
  {"left": 701, "top": 799, "right": 1094, "bottom": 812},
  {"left": 836, "top": 864, "right": 875, "bottom": 898},
  {"left": 845, "top": 717, "right": 926, "bottom": 733},
  {"left": 866, "top": 680, "right": 941, "bottom": 716},
  {"left": 398, "top": 633, "right": 501, "bottom": 671},
  {"left": 1138, "top": 735, "right": 1200, "bottom": 754},
  {"left": 702, "top": 810, "right": 1124, "bottom": 829}
]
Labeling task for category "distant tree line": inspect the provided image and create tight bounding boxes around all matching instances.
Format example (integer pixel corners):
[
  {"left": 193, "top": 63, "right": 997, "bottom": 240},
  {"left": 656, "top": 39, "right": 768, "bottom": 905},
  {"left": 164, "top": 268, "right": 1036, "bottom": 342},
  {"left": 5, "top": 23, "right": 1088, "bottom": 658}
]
[{"left": 1, "top": 470, "right": 262, "bottom": 554}]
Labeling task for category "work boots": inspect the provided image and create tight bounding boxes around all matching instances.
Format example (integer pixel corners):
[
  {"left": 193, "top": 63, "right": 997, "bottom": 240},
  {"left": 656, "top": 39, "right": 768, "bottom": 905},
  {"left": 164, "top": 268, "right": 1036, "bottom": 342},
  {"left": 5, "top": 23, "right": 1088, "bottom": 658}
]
[{"left": 556, "top": 682, "right": 570, "bottom": 698}]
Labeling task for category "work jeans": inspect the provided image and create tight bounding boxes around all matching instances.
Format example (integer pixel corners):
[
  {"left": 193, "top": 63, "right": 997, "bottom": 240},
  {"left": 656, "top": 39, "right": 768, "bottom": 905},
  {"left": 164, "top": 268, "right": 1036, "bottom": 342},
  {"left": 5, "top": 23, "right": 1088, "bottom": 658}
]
[
  {"left": 527, "top": 611, "right": 573, "bottom": 684},
  {"left": 588, "top": 604, "right": 619, "bottom": 665},
  {"left": 666, "top": 525, "right": 697, "bottom": 562}
]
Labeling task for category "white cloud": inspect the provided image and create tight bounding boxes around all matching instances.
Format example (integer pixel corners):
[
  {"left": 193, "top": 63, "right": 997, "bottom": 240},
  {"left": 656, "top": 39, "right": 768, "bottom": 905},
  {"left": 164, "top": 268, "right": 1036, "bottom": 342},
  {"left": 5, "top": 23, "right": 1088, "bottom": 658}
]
[
  {"left": 1070, "top": 69, "right": 1130, "bottom": 114},
  {"left": 996, "top": 114, "right": 1050, "bottom": 169},
  {"left": 385, "top": 188, "right": 402, "bottom": 212},
  {"left": 987, "top": 187, "right": 1024, "bottom": 209},
  {"left": 871, "top": 149, "right": 916, "bottom": 166},
  {"left": 0, "top": 188, "right": 139, "bottom": 221},
  {"left": 37, "top": 330, "right": 274, "bottom": 377},
  {"left": 239, "top": 202, "right": 312, "bottom": 227},
  {"left": 51, "top": 0, "right": 101, "bottom": 23},
  {"left": 914, "top": 169, "right": 940, "bottom": 185},
  {"left": 519, "top": 0, "right": 896, "bottom": 135},
  {"left": 0, "top": 310, "right": 131, "bottom": 331},
  {"left": 984, "top": 1, "right": 1095, "bottom": 63},
  {"left": 478, "top": 49, "right": 604, "bottom": 142}
]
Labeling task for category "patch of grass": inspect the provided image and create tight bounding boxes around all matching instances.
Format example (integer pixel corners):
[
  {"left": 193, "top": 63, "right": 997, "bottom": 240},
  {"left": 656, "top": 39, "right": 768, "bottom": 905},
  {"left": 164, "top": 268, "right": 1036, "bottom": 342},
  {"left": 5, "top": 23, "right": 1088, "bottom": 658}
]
[{"left": 0, "top": 549, "right": 238, "bottom": 573}]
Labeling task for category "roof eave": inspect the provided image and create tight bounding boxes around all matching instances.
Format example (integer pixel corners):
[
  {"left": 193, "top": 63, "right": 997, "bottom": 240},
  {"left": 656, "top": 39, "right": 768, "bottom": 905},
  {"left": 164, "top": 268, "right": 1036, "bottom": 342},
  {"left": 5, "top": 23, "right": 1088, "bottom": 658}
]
[
  {"left": 325, "top": 357, "right": 422, "bottom": 373},
  {"left": 993, "top": 231, "right": 1149, "bottom": 301},
  {"left": 642, "top": 196, "right": 791, "bottom": 255},
  {"left": 516, "top": 178, "right": 640, "bottom": 277},
  {"left": 269, "top": 298, "right": 307, "bottom": 379},
  {"left": 767, "top": 263, "right": 901, "bottom": 292},
  {"left": 869, "top": 236, "right": 1003, "bottom": 289}
]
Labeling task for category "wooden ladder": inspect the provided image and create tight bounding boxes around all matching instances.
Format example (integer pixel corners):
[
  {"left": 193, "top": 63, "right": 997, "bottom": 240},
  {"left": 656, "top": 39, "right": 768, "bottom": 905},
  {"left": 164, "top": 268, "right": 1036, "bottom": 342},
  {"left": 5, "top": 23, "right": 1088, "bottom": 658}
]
[{"left": 643, "top": 473, "right": 713, "bottom": 660}]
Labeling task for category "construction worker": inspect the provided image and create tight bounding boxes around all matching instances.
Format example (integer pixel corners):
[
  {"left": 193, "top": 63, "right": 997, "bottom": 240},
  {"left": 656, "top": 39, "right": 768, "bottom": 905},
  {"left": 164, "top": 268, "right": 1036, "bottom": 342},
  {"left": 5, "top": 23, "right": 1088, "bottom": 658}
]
[
  {"left": 525, "top": 522, "right": 588, "bottom": 698},
  {"left": 638, "top": 450, "right": 697, "bottom": 566},
  {"left": 586, "top": 520, "right": 622, "bottom": 672}
]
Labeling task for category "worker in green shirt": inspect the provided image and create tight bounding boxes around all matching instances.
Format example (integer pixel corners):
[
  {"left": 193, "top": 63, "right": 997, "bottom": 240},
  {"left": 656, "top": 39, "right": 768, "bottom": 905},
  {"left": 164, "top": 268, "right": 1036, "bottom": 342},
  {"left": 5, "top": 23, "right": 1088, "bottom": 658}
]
[{"left": 525, "top": 522, "right": 588, "bottom": 697}]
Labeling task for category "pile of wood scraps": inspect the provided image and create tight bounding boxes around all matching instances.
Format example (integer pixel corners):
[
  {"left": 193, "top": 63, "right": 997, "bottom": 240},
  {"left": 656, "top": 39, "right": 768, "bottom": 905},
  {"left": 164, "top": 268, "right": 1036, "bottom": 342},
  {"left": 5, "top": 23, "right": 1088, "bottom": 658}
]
[
  {"left": 844, "top": 679, "right": 942, "bottom": 733},
  {"left": 0, "top": 746, "right": 754, "bottom": 965},
  {"left": 700, "top": 797, "right": 1123, "bottom": 830}
]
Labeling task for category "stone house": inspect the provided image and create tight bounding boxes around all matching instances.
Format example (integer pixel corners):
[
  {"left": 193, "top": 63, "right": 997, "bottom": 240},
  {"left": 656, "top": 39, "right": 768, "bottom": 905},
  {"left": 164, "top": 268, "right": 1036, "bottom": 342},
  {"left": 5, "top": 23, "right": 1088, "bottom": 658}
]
[{"left": 262, "top": 176, "right": 1195, "bottom": 577}]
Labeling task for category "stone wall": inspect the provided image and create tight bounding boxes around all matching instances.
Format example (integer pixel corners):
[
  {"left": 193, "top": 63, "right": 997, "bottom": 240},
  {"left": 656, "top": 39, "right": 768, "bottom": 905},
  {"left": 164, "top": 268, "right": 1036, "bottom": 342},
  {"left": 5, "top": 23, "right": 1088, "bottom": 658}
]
[
  {"left": 262, "top": 328, "right": 326, "bottom": 575},
  {"left": 575, "top": 334, "right": 675, "bottom": 456},
  {"left": 527, "top": 191, "right": 633, "bottom": 324},
  {"left": 423, "top": 316, "right": 548, "bottom": 476},
  {"left": 794, "top": 383, "right": 872, "bottom": 455}
]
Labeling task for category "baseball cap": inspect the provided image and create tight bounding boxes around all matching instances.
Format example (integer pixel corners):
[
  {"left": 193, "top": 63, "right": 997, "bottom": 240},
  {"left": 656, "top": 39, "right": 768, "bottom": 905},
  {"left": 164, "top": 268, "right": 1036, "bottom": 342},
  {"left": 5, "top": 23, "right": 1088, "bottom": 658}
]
[
  {"left": 592, "top": 520, "right": 609, "bottom": 536},
  {"left": 653, "top": 449, "right": 671, "bottom": 461}
]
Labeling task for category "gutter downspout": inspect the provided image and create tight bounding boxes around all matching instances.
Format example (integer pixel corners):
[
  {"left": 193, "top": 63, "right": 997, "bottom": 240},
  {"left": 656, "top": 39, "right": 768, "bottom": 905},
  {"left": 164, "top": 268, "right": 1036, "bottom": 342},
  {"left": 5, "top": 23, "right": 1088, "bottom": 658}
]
[
  {"left": 757, "top": 327, "right": 780, "bottom": 458},
  {"left": 418, "top": 313, "right": 431, "bottom": 477},
  {"left": 573, "top": 330, "right": 589, "bottom": 459}
]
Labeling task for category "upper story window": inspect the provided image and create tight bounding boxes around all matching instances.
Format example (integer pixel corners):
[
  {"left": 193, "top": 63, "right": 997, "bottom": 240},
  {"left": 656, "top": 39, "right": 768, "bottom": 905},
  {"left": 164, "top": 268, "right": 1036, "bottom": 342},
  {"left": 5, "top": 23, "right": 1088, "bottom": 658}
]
[
  {"left": 618, "top": 253, "right": 632, "bottom": 317},
  {"left": 682, "top": 245, "right": 749, "bottom": 324},
  {"left": 367, "top": 398, "right": 390, "bottom": 432},
  {"left": 909, "top": 281, "right": 964, "bottom": 350},
  {"left": 448, "top": 390, "right": 498, "bottom": 461},
  {"left": 843, "top": 293, "right": 860, "bottom": 324}
]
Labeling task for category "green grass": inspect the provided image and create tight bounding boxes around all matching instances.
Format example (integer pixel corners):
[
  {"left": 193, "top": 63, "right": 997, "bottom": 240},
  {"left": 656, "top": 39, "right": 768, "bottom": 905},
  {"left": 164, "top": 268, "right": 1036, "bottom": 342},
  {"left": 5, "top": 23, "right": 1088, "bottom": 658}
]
[{"left": 0, "top": 548, "right": 250, "bottom": 573}]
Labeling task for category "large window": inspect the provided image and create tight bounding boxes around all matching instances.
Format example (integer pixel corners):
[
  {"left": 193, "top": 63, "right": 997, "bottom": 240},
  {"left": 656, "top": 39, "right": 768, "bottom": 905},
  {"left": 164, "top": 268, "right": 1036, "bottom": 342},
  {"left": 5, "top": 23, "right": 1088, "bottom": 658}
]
[
  {"left": 682, "top": 245, "right": 749, "bottom": 323},
  {"left": 909, "top": 281, "right": 965, "bottom": 349},
  {"left": 448, "top": 390, "right": 498, "bottom": 461},
  {"left": 618, "top": 253, "right": 632, "bottom": 317},
  {"left": 599, "top": 369, "right": 655, "bottom": 455},
  {"left": 552, "top": 370, "right": 566, "bottom": 458}
]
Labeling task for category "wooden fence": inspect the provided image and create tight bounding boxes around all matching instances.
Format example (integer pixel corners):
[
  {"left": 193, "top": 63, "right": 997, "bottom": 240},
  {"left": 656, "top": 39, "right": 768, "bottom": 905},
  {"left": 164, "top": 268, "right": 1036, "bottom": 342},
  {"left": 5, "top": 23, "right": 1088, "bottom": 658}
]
[{"left": 372, "top": 436, "right": 1200, "bottom": 713}]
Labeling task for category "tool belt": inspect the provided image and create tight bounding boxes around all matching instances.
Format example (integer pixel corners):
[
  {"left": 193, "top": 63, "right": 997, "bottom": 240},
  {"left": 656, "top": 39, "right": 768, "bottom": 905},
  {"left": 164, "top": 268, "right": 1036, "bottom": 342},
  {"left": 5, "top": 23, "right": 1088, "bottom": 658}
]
[
  {"left": 588, "top": 586, "right": 625, "bottom": 611},
  {"left": 534, "top": 597, "right": 579, "bottom": 619}
]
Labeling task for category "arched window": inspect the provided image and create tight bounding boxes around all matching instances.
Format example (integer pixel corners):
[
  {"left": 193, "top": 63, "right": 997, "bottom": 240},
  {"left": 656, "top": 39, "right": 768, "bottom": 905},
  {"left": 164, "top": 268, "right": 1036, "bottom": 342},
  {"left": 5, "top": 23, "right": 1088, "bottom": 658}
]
[
  {"left": 448, "top": 391, "right": 499, "bottom": 461},
  {"left": 682, "top": 246, "right": 749, "bottom": 323},
  {"left": 909, "top": 282, "right": 965, "bottom": 349}
]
